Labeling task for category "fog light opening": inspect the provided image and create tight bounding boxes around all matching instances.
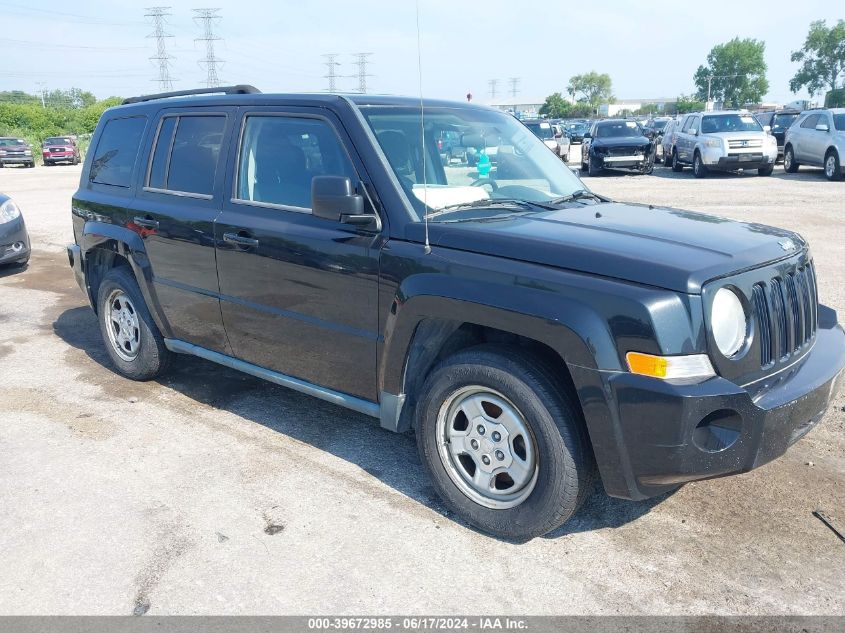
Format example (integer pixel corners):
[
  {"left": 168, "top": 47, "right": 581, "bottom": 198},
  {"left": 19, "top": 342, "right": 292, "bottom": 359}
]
[
  {"left": 11, "top": 242, "right": 24, "bottom": 253},
  {"left": 693, "top": 409, "right": 742, "bottom": 453}
]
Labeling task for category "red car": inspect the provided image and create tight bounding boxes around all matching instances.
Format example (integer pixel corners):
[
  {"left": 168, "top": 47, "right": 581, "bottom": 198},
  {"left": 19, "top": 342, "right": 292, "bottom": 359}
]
[{"left": 42, "top": 136, "right": 81, "bottom": 166}]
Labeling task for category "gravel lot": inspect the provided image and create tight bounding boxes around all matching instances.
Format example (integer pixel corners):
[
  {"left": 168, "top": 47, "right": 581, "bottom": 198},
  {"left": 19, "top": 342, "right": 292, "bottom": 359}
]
[{"left": 1, "top": 161, "right": 843, "bottom": 615}]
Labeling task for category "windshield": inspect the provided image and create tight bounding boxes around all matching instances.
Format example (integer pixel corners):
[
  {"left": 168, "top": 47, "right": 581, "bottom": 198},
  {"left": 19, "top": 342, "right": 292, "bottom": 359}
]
[
  {"left": 771, "top": 113, "right": 799, "bottom": 130},
  {"left": 595, "top": 121, "right": 643, "bottom": 138},
  {"left": 650, "top": 120, "right": 668, "bottom": 131},
  {"left": 361, "top": 105, "right": 585, "bottom": 220},
  {"left": 834, "top": 114, "right": 845, "bottom": 132},
  {"left": 524, "top": 121, "right": 554, "bottom": 140},
  {"left": 701, "top": 114, "right": 762, "bottom": 134},
  {"left": 0, "top": 138, "right": 25, "bottom": 146},
  {"left": 568, "top": 123, "right": 587, "bottom": 132},
  {"left": 44, "top": 137, "right": 72, "bottom": 145}
]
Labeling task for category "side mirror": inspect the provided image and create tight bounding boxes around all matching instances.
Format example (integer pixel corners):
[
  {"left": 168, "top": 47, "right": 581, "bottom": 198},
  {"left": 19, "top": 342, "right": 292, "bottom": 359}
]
[
  {"left": 311, "top": 176, "right": 369, "bottom": 224},
  {"left": 763, "top": 125, "right": 771, "bottom": 133},
  {"left": 816, "top": 123, "right": 830, "bottom": 132},
  {"left": 689, "top": 128, "right": 698, "bottom": 136}
]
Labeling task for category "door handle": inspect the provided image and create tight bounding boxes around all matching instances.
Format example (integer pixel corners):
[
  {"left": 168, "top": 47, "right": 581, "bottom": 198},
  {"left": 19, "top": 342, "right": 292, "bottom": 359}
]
[
  {"left": 132, "top": 216, "right": 159, "bottom": 230},
  {"left": 223, "top": 232, "right": 259, "bottom": 248}
]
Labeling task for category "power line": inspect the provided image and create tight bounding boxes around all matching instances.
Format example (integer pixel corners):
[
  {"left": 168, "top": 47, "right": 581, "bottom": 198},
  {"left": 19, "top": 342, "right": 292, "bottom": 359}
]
[
  {"left": 352, "top": 52, "right": 373, "bottom": 94},
  {"left": 145, "top": 6, "right": 176, "bottom": 91},
  {"left": 488, "top": 79, "right": 498, "bottom": 99},
  {"left": 508, "top": 77, "right": 520, "bottom": 99},
  {"left": 193, "top": 8, "right": 224, "bottom": 88},
  {"left": 322, "top": 53, "right": 341, "bottom": 92}
]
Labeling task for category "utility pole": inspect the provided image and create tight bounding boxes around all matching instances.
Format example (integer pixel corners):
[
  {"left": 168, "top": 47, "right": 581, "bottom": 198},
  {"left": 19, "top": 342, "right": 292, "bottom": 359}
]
[
  {"left": 488, "top": 79, "right": 498, "bottom": 100},
  {"left": 508, "top": 77, "right": 520, "bottom": 99},
  {"left": 145, "top": 6, "right": 176, "bottom": 91},
  {"left": 193, "top": 8, "right": 224, "bottom": 88},
  {"left": 352, "top": 53, "right": 373, "bottom": 93},
  {"left": 322, "top": 54, "right": 341, "bottom": 92},
  {"left": 36, "top": 82, "right": 46, "bottom": 108}
]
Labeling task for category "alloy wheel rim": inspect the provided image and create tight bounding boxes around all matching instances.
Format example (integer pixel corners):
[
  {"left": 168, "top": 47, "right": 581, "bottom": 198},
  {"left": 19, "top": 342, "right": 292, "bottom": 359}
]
[
  {"left": 436, "top": 386, "right": 539, "bottom": 510},
  {"left": 104, "top": 289, "right": 141, "bottom": 361},
  {"left": 826, "top": 156, "right": 835, "bottom": 177}
]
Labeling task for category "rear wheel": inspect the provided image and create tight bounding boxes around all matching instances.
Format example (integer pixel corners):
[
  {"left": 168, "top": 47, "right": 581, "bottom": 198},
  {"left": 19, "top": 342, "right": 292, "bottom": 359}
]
[
  {"left": 758, "top": 163, "right": 774, "bottom": 177},
  {"left": 671, "top": 149, "right": 683, "bottom": 172},
  {"left": 97, "top": 267, "right": 171, "bottom": 381},
  {"left": 824, "top": 150, "right": 842, "bottom": 181},
  {"left": 415, "top": 345, "right": 595, "bottom": 540},
  {"left": 693, "top": 152, "right": 707, "bottom": 178},
  {"left": 783, "top": 146, "right": 799, "bottom": 173}
]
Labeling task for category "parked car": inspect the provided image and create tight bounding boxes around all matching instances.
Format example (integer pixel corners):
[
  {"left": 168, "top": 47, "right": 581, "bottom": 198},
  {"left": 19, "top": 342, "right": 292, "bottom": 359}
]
[
  {"left": 581, "top": 119, "right": 653, "bottom": 175},
  {"left": 661, "top": 119, "right": 681, "bottom": 169},
  {"left": 68, "top": 86, "right": 845, "bottom": 540},
  {"left": 523, "top": 119, "right": 570, "bottom": 162},
  {"left": 0, "top": 192, "right": 31, "bottom": 266},
  {"left": 0, "top": 137, "right": 35, "bottom": 168},
  {"left": 42, "top": 136, "right": 81, "bottom": 166},
  {"left": 643, "top": 117, "right": 672, "bottom": 163},
  {"left": 565, "top": 121, "right": 589, "bottom": 143},
  {"left": 783, "top": 108, "right": 845, "bottom": 181},
  {"left": 756, "top": 109, "right": 802, "bottom": 162},
  {"left": 671, "top": 111, "right": 777, "bottom": 177},
  {"left": 437, "top": 130, "right": 467, "bottom": 166},
  {"left": 549, "top": 123, "right": 572, "bottom": 162}
]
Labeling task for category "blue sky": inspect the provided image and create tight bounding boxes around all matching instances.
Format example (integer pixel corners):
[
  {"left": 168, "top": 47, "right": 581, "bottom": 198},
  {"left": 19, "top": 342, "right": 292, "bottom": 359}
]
[{"left": 0, "top": 0, "right": 837, "bottom": 104}]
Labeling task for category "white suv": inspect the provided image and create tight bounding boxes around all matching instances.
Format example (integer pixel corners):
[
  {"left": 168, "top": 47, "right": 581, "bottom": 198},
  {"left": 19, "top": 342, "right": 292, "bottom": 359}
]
[
  {"left": 783, "top": 108, "right": 845, "bottom": 181},
  {"left": 670, "top": 110, "right": 777, "bottom": 178}
]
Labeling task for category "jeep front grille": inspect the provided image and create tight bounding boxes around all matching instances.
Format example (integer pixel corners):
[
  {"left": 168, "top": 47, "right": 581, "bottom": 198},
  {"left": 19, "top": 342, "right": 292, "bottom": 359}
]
[{"left": 751, "top": 261, "right": 817, "bottom": 368}]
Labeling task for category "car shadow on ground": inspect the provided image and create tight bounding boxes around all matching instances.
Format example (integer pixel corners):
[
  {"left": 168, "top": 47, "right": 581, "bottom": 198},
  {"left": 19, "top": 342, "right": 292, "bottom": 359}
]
[
  {"left": 52, "top": 304, "right": 670, "bottom": 542},
  {"left": 0, "top": 261, "right": 28, "bottom": 278}
]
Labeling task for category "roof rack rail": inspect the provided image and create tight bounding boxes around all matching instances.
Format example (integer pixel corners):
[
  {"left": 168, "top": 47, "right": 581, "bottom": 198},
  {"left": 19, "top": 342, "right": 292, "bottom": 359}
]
[{"left": 122, "top": 84, "right": 261, "bottom": 105}]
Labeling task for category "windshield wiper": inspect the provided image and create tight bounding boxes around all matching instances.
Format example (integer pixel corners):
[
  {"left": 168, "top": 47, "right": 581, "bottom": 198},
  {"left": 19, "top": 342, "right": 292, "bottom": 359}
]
[
  {"left": 547, "top": 189, "right": 609, "bottom": 205},
  {"left": 427, "top": 198, "right": 555, "bottom": 218}
]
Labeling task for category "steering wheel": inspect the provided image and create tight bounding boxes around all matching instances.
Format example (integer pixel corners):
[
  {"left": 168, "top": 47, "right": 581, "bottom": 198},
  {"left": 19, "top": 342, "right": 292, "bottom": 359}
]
[{"left": 471, "top": 178, "right": 499, "bottom": 192}]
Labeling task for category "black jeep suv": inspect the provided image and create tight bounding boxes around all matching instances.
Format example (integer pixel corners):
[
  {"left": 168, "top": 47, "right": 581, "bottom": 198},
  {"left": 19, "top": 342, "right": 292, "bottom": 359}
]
[{"left": 68, "top": 86, "right": 845, "bottom": 540}]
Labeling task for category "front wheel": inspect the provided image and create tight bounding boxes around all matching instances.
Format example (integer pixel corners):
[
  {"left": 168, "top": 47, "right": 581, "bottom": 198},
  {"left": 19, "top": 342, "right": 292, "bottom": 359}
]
[
  {"left": 824, "top": 151, "right": 842, "bottom": 181},
  {"left": 693, "top": 152, "right": 707, "bottom": 178},
  {"left": 587, "top": 156, "right": 602, "bottom": 177},
  {"left": 97, "top": 267, "right": 171, "bottom": 381},
  {"left": 415, "top": 345, "right": 595, "bottom": 540},
  {"left": 758, "top": 163, "right": 774, "bottom": 177}
]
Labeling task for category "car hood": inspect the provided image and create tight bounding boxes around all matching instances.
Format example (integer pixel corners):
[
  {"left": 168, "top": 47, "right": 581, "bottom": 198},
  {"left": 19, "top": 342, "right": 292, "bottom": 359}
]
[
  {"left": 703, "top": 131, "right": 767, "bottom": 141},
  {"left": 419, "top": 202, "right": 805, "bottom": 294}
]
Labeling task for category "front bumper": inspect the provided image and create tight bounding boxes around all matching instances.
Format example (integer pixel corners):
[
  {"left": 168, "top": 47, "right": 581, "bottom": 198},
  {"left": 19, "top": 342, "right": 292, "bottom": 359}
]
[
  {"left": 701, "top": 146, "right": 776, "bottom": 170},
  {"left": 0, "top": 155, "right": 33, "bottom": 165},
  {"left": 44, "top": 153, "right": 75, "bottom": 162},
  {"left": 596, "top": 154, "right": 648, "bottom": 169},
  {"left": 0, "top": 216, "right": 31, "bottom": 264},
  {"left": 571, "top": 308, "right": 845, "bottom": 500}
]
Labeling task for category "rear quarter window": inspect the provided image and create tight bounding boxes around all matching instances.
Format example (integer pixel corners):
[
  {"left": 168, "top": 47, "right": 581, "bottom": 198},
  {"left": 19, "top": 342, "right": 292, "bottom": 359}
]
[{"left": 89, "top": 116, "right": 147, "bottom": 188}]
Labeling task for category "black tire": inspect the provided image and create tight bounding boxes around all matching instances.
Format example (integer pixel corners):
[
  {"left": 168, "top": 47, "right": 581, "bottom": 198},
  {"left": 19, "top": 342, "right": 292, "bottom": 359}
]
[
  {"left": 692, "top": 151, "right": 707, "bottom": 178},
  {"left": 671, "top": 149, "right": 683, "bottom": 172},
  {"left": 783, "top": 145, "right": 799, "bottom": 173},
  {"left": 28, "top": 162, "right": 35, "bottom": 168},
  {"left": 587, "top": 156, "right": 602, "bottom": 177},
  {"left": 97, "top": 266, "right": 171, "bottom": 381},
  {"left": 757, "top": 163, "right": 774, "bottom": 177},
  {"left": 415, "top": 345, "right": 595, "bottom": 540},
  {"left": 824, "top": 150, "right": 842, "bottom": 181},
  {"left": 44, "top": 160, "right": 53, "bottom": 167}
]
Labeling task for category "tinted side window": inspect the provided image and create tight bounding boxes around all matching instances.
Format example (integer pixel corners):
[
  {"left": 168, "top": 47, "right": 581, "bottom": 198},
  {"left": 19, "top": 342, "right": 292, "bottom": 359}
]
[
  {"left": 148, "top": 115, "right": 226, "bottom": 196},
  {"left": 90, "top": 116, "right": 147, "bottom": 187},
  {"left": 800, "top": 114, "right": 820, "bottom": 129},
  {"left": 236, "top": 116, "right": 357, "bottom": 210}
]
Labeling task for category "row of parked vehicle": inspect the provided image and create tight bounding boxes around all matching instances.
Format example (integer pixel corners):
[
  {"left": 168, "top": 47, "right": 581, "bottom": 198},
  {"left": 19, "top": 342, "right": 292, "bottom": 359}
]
[
  {"left": 0, "top": 135, "right": 82, "bottom": 168},
  {"left": 659, "top": 107, "right": 845, "bottom": 181}
]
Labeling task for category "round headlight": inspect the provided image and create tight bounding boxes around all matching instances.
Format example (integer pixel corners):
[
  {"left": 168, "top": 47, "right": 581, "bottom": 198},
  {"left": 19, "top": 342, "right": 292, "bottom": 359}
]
[
  {"left": 0, "top": 199, "right": 22, "bottom": 224},
  {"left": 711, "top": 288, "right": 747, "bottom": 358}
]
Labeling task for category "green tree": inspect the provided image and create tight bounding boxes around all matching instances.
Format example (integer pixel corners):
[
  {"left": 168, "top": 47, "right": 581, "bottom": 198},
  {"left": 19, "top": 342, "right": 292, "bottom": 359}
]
[
  {"left": 567, "top": 72, "right": 613, "bottom": 113},
  {"left": 539, "top": 92, "right": 569, "bottom": 118},
  {"left": 674, "top": 94, "right": 706, "bottom": 114},
  {"left": 790, "top": 20, "right": 845, "bottom": 96},
  {"left": 693, "top": 38, "right": 769, "bottom": 107}
]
